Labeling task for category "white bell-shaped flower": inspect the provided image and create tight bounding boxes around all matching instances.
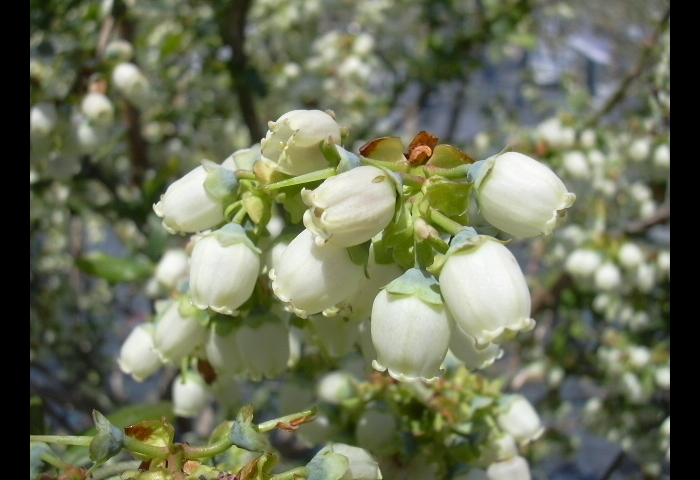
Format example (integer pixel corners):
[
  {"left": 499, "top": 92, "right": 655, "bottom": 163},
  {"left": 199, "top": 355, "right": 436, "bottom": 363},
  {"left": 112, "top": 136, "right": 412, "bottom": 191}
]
[
  {"left": 449, "top": 325, "right": 504, "bottom": 371},
  {"left": 618, "top": 242, "right": 645, "bottom": 269},
  {"left": 269, "top": 229, "right": 364, "bottom": 318},
  {"left": 565, "top": 248, "right": 602, "bottom": 279},
  {"left": 112, "top": 62, "right": 151, "bottom": 107},
  {"left": 30, "top": 103, "right": 58, "bottom": 137},
  {"left": 355, "top": 404, "right": 399, "bottom": 456},
  {"left": 81, "top": 92, "right": 114, "bottom": 127},
  {"left": 117, "top": 323, "right": 162, "bottom": 382},
  {"left": 152, "top": 300, "right": 208, "bottom": 365},
  {"left": 471, "top": 152, "right": 576, "bottom": 238},
  {"left": 235, "top": 314, "right": 290, "bottom": 381},
  {"left": 486, "top": 455, "right": 532, "bottom": 480},
  {"left": 338, "top": 244, "right": 404, "bottom": 320},
  {"left": 316, "top": 370, "right": 358, "bottom": 405},
  {"left": 315, "top": 443, "right": 382, "bottom": 480},
  {"left": 189, "top": 223, "right": 261, "bottom": 316},
  {"left": 371, "top": 269, "right": 454, "bottom": 382},
  {"left": 154, "top": 248, "right": 189, "bottom": 291},
  {"left": 439, "top": 230, "right": 535, "bottom": 346},
  {"left": 153, "top": 159, "right": 238, "bottom": 235},
  {"left": 594, "top": 262, "right": 622, "bottom": 292},
  {"left": 308, "top": 315, "right": 362, "bottom": 358},
  {"left": 172, "top": 371, "right": 211, "bottom": 418},
  {"left": 301, "top": 165, "right": 397, "bottom": 247},
  {"left": 261, "top": 109, "right": 341, "bottom": 176},
  {"left": 204, "top": 328, "right": 246, "bottom": 377},
  {"left": 496, "top": 394, "right": 545, "bottom": 445}
]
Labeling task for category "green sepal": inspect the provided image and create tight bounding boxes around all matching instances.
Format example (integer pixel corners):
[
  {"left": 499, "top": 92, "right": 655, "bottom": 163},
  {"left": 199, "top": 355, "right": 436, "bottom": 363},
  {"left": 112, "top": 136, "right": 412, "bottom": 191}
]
[
  {"left": 306, "top": 450, "right": 350, "bottom": 480},
  {"left": 89, "top": 410, "right": 124, "bottom": 467},
  {"left": 212, "top": 223, "right": 262, "bottom": 253},
  {"left": 203, "top": 159, "right": 240, "bottom": 200},
  {"left": 177, "top": 295, "right": 211, "bottom": 327},
  {"left": 230, "top": 405, "right": 270, "bottom": 453},
  {"left": 414, "top": 239, "right": 435, "bottom": 271},
  {"left": 320, "top": 137, "right": 343, "bottom": 168},
  {"left": 445, "top": 228, "right": 508, "bottom": 259},
  {"left": 384, "top": 268, "right": 442, "bottom": 305},
  {"left": 210, "top": 312, "right": 241, "bottom": 336},
  {"left": 243, "top": 189, "right": 273, "bottom": 228},
  {"left": 424, "top": 178, "right": 473, "bottom": 217},
  {"left": 335, "top": 145, "right": 362, "bottom": 173}
]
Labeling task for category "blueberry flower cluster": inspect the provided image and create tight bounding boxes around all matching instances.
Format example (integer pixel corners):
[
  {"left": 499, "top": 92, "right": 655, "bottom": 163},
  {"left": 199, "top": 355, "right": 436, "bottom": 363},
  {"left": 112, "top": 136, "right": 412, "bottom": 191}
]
[{"left": 120, "top": 109, "right": 575, "bottom": 420}]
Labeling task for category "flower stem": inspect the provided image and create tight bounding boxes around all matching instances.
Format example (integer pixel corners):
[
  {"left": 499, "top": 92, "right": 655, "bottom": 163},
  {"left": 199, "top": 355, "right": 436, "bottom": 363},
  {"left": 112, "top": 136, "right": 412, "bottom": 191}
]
[
  {"left": 264, "top": 167, "right": 336, "bottom": 192},
  {"left": 39, "top": 452, "right": 72, "bottom": 470},
  {"left": 122, "top": 435, "right": 170, "bottom": 459},
  {"left": 428, "top": 208, "right": 466, "bottom": 235},
  {"left": 182, "top": 435, "right": 234, "bottom": 460},
  {"left": 30, "top": 435, "right": 93, "bottom": 446},
  {"left": 236, "top": 170, "right": 258, "bottom": 181}
]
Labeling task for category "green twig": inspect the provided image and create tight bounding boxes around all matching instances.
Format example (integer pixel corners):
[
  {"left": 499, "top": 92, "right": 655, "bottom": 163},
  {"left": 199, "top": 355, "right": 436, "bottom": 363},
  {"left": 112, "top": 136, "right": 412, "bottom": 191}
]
[{"left": 30, "top": 435, "right": 93, "bottom": 446}]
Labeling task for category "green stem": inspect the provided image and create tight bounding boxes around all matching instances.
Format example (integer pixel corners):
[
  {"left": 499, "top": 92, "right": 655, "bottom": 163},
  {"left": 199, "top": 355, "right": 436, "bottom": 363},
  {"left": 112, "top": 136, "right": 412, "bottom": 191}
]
[
  {"left": 429, "top": 208, "right": 466, "bottom": 235},
  {"left": 236, "top": 170, "right": 257, "bottom": 181},
  {"left": 255, "top": 408, "right": 317, "bottom": 433},
  {"left": 422, "top": 163, "right": 471, "bottom": 180},
  {"left": 30, "top": 435, "right": 93, "bottom": 446},
  {"left": 232, "top": 205, "right": 249, "bottom": 224},
  {"left": 361, "top": 157, "right": 411, "bottom": 173},
  {"left": 397, "top": 172, "right": 426, "bottom": 190},
  {"left": 270, "top": 467, "right": 309, "bottom": 479},
  {"left": 122, "top": 435, "right": 170, "bottom": 459},
  {"left": 182, "top": 435, "right": 234, "bottom": 460},
  {"left": 427, "top": 235, "right": 450, "bottom": 254},
  {"left": 39, "top": 452, "right": 72, "bottom": 470},
  {"left": 264, "top": 167, "right": 336, "bottom": 191}
]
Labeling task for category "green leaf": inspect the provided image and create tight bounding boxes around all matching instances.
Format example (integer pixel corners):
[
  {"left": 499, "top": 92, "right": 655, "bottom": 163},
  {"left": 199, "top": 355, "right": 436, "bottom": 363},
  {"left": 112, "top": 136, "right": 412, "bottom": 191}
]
[
  {"left": 75, "top": 252, "right": 154, "bottom": 284},
  {"left": 230, "top": 405, "right": 270, "bottom": 453},
  {"left": 306, "top": 451, "right": 349, "bottom": 480}
]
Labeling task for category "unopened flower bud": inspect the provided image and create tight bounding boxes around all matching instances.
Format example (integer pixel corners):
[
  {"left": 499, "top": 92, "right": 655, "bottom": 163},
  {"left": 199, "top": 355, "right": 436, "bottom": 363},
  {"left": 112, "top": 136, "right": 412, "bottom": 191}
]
[
  {"left": 302, "top": 165, "right": 397, "bottom": 247},
  {"left": 153, "top": 159, "right": 238, "bottom": 235},
  {"left": 117, "top": 323, "right": 162, "bottom": 382},
  {"left": 471, "top": 152, "right": 576, "bottom": 238}
]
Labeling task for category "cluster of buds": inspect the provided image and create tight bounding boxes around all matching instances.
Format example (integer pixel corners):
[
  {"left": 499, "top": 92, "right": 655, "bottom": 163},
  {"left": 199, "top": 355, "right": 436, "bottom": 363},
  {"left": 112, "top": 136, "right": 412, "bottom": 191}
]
[{"left": 121, "top": 109, "right": 576, "bottom": 419}]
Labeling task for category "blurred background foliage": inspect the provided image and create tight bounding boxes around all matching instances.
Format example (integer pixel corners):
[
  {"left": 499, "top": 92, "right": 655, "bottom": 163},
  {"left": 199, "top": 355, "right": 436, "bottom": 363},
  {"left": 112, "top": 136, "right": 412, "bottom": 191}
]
[{"left": 30, "top": 0, "right": 669, "bottom": 478}]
